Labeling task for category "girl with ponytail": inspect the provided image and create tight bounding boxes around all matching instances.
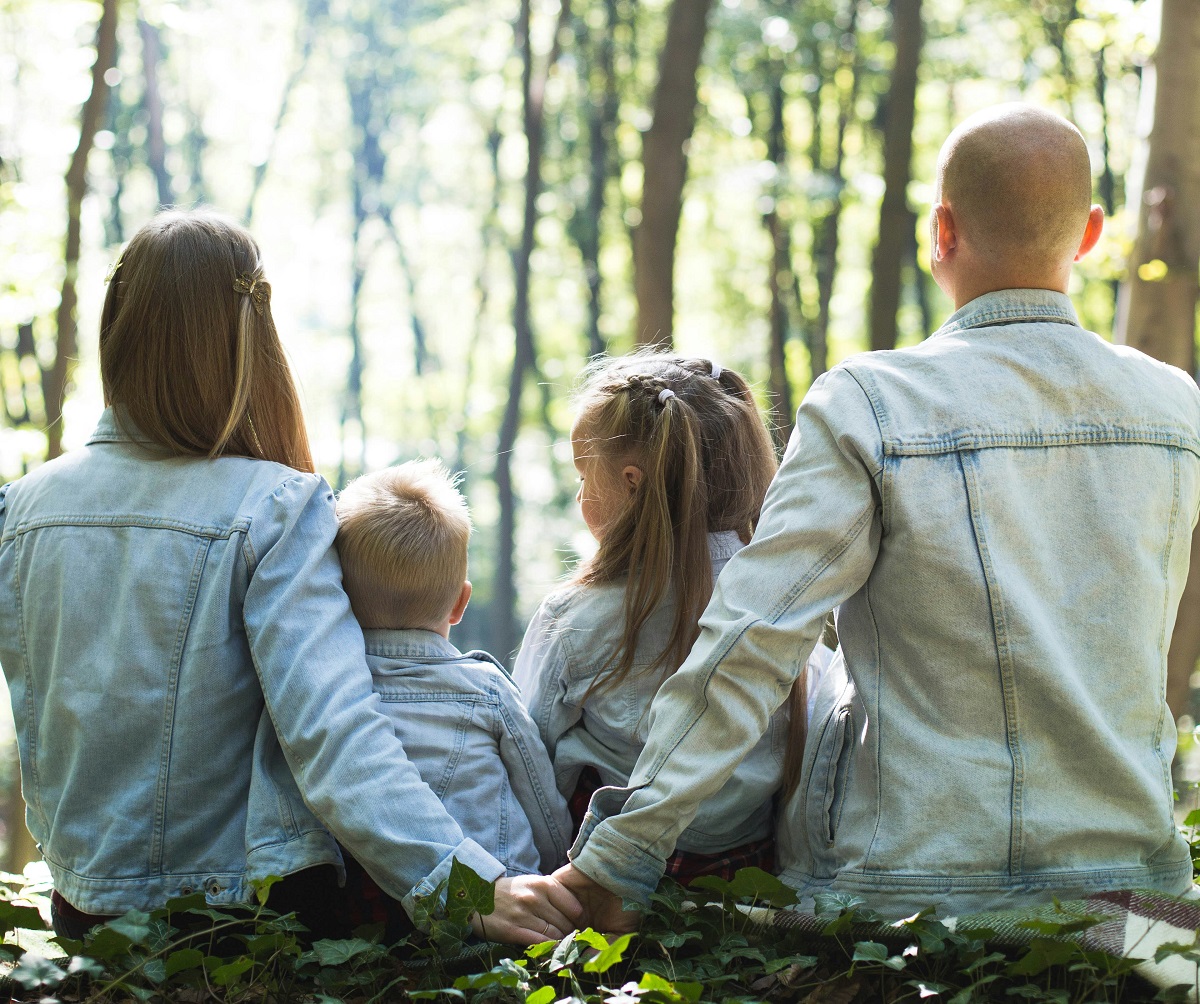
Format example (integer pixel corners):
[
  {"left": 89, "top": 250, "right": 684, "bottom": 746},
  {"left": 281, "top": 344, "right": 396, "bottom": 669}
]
[{"left": 514, "top": 352, "right": 834, "bottom": 884}]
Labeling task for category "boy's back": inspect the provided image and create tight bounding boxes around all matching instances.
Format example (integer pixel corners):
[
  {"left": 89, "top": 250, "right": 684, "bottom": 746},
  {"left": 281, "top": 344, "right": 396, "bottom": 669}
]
[
  {"left": 772, "top": 288, "right": 1200, "bottom": 911},
  {"left": 363, "top": 629, "right": 571, "bottom": 877}
]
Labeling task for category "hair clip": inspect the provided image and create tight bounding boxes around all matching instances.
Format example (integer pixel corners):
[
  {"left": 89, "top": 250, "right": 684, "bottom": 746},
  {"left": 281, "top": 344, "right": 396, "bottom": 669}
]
[
  {"left": 710, "top": 362, "right": 722, "bottom": 380},
  {"left": 658, "top": 388, "right": 676, "bottom": 404},
  {"left": 233, "top": 273, "right": 271, "bottom": 316},
  {"left": 104, "top": 259, "right": 123, "bottom": 284}
]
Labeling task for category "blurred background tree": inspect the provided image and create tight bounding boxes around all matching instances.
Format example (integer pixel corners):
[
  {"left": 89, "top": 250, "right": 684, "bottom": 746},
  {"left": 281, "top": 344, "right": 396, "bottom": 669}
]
[{"left": 0, "top": 0, "right": 1196, "bottom": 869}]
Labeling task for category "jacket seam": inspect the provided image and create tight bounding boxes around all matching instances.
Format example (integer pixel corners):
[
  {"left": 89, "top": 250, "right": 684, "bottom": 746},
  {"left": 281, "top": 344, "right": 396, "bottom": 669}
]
[
  {"left": 959, "top": 451, "right": 1025, "bottom": 875},
  {"left": 4, "top": 514, "right": 251, "bottom": 539},
  {"left": 11, "top": 535, "right": 45, "bottom": 831},
  {"left": 884, "top": 431, "right": 1200, "bottom": 457}
]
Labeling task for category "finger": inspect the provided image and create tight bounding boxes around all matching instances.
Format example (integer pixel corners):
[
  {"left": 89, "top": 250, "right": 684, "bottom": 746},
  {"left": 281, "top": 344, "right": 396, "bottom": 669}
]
[
  {"left": 534, "top": 903, "right": 577, "bottom": 937},
  {"left": 541, "top": 879, "right": 585, "bottom": 922}
]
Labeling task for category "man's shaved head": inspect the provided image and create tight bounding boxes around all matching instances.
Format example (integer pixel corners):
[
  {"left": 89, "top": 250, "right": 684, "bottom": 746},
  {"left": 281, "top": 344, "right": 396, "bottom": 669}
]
[{"left": 936, "top": 104, "right": 1092, "bottom": 269}]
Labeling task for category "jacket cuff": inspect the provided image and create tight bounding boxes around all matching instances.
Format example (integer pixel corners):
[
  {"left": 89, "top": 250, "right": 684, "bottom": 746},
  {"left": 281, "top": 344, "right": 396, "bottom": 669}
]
[
  {"left": 570, "top": 821, "right": 665, "bottom": 907},
  {"left": 400, "top": 839, "right": 506, "bottom": 925}
]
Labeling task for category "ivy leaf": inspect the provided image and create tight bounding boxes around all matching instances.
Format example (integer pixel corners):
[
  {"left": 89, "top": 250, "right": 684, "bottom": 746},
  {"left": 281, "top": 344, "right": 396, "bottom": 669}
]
[
  {"left": 311, "top": 937, "right": 383, "bottom": 966},
  {"left": 80, "top": 926, "right": 134, "bottom": 961},
  {"left": 11, "top": 952, "right": 66, "bottom": 990},
  {"left": 584, "top": 932, "right": 634, "bottom": 973},
  {"left": 211, "top": 955, "right": 255, "bottom": 986},
  {"left": 575, "top": 928, "right": 611, "bottom": 952},
  {"left": 67, "top": 954, "right": 105, "bottom": 978},
  {"left": 163, "top": 947, "right": 205, "bottom": 977},
  {"left": 723, "top": 868, "right": 798, "bottom": 907},
  {"left": 852, "top": 941, "right": 889, "bottom": 964},
  {"left": 446, "top": 859, "right": 495, "bottom": 925},
  {"left": 526, "top": 985, "right": 556, "bottom": 1004},
  {"left": 107, "top": 908, "right": 153, "bottom": 945},
  {"left": 1007, "top": 938, "right": 1079, "bottom": 976},
  {"left": 0, "top": 900, "right": 47, "bottom": 934}
]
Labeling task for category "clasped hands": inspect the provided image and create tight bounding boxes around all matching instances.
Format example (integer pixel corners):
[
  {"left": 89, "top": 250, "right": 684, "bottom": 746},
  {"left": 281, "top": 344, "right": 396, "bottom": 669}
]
[{"left": 471, "top": 863, "right": 640, "bottom": 945}]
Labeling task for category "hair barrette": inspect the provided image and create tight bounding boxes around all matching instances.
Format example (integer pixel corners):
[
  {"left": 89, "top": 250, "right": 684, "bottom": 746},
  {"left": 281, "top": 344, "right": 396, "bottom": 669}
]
[
  {"left": 233, "top": 273, "right": 271, "bottom": 316},
  {"left": 104, "top": 259, "right": 123, "bottom": 284},
  {"left": 710, "top": 362, "right": 722, "bottom": 380},
  {"left": 658, "top": 388, "right": 676, "bottom": 404}
]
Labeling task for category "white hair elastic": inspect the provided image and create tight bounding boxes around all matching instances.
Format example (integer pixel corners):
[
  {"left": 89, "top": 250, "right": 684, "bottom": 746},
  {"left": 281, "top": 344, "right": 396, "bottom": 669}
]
[
  {"left": 658, "top": 388, "right": 676, "bottom": 404},
  {"left": 710, "top": 362, "right": 723, "bottom": 380}
]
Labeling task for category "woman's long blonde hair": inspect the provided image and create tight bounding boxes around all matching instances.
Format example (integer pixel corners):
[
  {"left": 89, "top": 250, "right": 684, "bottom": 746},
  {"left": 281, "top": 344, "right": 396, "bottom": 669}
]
[
  {"left": 574, "top": 352, "right": 777, "bottom": 694},
  {"left": 99, "top": 209, "right": 313, "bottom": 472}
]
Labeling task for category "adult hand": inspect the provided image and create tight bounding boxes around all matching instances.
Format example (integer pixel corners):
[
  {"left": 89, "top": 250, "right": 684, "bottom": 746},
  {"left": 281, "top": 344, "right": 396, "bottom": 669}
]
[
  {"left": 551, "top": 863, "right": 641, "bottom": 934},
  {"left": 470, "top": 874, "right": 584, "bottom": 945}
]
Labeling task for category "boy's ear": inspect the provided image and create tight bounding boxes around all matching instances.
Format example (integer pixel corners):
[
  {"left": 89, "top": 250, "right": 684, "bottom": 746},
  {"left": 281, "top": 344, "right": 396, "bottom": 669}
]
[
  {"left": 622, "top": 465, "right": 643, "bottom": 495},
  {"left": 449, "top": 581, "right": 472, "bottom": 626},
  {"left": 1074, "top": 205, "right": 1105, "bottom": 262}
]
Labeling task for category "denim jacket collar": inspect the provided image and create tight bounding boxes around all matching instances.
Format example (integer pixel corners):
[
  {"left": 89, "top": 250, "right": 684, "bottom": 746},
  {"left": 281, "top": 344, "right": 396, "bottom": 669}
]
[
  {"left": 708, "top": 530, "right": 744, "bottom": 564},
  {"left": 86, "top": 407, "right": 153, "bottom": 446},
  {"left": 363, "top": 628, "right": 461, "bottom": 661},
  {"left": 934, "top": 288, "right": 1080, "bottom": 338}
]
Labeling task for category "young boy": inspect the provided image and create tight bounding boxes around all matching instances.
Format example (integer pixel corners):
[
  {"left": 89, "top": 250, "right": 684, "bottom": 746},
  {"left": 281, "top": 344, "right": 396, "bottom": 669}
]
[
  {"left": 335, "top": 460, "right": 571, "bottom": 884},
  {"left": 557, "top": 103, "right": 1200, "bottom": 926}
]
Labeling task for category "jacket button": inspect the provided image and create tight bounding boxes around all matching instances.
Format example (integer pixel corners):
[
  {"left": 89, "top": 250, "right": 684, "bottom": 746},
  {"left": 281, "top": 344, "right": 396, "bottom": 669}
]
[
  {"left": 180, "top": 885, "right": 194, "bottom": 896},
  {"left": 206, "top": 880, "right": 223, "bottom": 895}
]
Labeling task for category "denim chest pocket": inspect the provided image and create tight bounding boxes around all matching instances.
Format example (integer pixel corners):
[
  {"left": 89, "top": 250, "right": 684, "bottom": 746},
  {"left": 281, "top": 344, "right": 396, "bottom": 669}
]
[{"left": 373, "top": 691, "right": 490, "bottom": 798}]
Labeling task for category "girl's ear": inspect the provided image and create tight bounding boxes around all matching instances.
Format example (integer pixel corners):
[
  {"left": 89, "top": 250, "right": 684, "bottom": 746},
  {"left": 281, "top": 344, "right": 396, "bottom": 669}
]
[{"left": 622, "top": 465, "right": 643, "bottom": 494}]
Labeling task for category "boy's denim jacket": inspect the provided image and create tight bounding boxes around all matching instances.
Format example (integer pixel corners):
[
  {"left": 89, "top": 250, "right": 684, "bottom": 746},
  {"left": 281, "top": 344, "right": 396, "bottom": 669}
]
[
  {"left": 363, "top": 629, "right": 571, "bottom": 874},
  {"left": 514, "top": 532, "right": 833, "bottom": 854},
  {"left": 0, "top": 410, "right": 506, "bottom": 917},
  {"left": 572, "top": 290, "right": 1200, "bottom": 916}
]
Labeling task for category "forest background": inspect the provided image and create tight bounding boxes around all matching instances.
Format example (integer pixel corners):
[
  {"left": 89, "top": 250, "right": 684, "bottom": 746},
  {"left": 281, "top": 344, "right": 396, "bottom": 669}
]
[{"left": 0, "top": 0, "right": 1197, "bottom": 871}]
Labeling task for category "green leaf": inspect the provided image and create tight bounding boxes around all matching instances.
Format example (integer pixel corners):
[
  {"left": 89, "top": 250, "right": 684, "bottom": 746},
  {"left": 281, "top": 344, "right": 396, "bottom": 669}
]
[
  {"left": 252, "top": 874, "right": 283, "bottom": 905},
  {"left": 0, "top": 900, "right": 47, "bottom": 933},
  {"left": 311, "top": 937, "right": 382, "bottom": 966},
  {"left": 67, "top": 955, "right": 105, "bottom": 978},
  {"left": 688, "top": 874, "right": 732, "bottom": 897},
  {"left": 408, "top": 989, "right": 466, "bottom": 1000},
  {"left": 526, "top": 985, "right": 556, "bottom": 1004},
  {"left": 1007, "top": 938, "right": 1079, "bottom": 976},
  {"left": 525, "top": 938, "right": 559, "bottom": 958},
  {"left": 852, "top": 941, "right": 889, "bottom": 964},
  {"left": 584, "top": 932, "right": 634, "bottom": 973},
  {"left": 80, "top": 925, "right": 134, "bottom": 961},
  {"left": 723, "top": 867, "right": 798, "bottom": 907},
  {"left": 1184, "top": 809, "right": 1200, "bottom": 827},
  {"left": 163, "top": 947, "right": 205, "bottom": 977},
  {"left": 107, "top": 908, "right": 153, "bottom": 945},
  {"left": 656, "top": 930, "right": 702, "bottom": 949},
  {"left": 764, "top": 955, "right": 817, "bottom": 974},
  {"left": 11, "top": 952, "right": 66, "bottom": 989},
  {"left": 575, "top": 927, "right": 611, "bottom": 951},
  {"left": 446, "top": 858, "right": 495, "bottom": 924},
  {"left": 162, "top": 892, "right": 209, "bottom": 914},
  {"left": 211, "top": 955, "right": 255, "bottom": 986}
]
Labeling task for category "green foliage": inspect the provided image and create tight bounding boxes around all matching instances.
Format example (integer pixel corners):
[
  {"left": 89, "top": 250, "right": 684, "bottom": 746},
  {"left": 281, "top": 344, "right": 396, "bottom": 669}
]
[{"left": 0, "top": 859, "right": 1193, "bottom": 1002}]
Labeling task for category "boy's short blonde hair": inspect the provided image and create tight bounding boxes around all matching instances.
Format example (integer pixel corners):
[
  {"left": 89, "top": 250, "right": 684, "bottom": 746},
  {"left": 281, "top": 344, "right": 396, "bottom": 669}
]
[{"left": 335, "top": 460, "right": 471, "bottom": 631}]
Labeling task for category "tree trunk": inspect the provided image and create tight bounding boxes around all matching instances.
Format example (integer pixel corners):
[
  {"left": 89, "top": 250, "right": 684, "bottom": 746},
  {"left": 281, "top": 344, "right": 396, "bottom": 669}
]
[
  {"left": 1114, "top": 0, "right": 1200, "bottom": 721},
  {"left": 632, "top": 0, "right": 714, "bottom": 347},
  {"left": 138, "top": 18, "right": 173, "bottom": 208},
  {"left": 44, "top": 0, "right": 119, "bottom": 461},
  {"left": 762, "top": 74, "right": 794, "bottom": 449},
  {"left": 493, "top": 0, "right": 571, "bottom": 665},
  {"left": 809, "top": 0, "right": 861, "bottom": 380},
  {"left": 868, "top": 0, "right": 922, "bottom": 353}
]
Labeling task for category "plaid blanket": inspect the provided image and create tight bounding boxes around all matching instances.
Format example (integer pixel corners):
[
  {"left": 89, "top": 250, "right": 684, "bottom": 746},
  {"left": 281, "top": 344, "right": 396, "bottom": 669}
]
[{"left": 770, "top": 888, "right": 1200, "bottom": 997}]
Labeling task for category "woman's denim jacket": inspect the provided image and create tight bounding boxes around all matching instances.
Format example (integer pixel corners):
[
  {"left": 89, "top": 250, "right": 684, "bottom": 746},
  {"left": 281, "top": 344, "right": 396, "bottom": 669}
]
[
  {"left": 572, "top": 290, "right": 1200, "bottom": 916},
  {"left": 363, "top": 629, "right": 571, "bottom": 875},
  {"left": 514, "top": 532, "right": 833, "bottom": 854},
  {"left": 0, "top": 410, "right": 506, "bottom": 917}
]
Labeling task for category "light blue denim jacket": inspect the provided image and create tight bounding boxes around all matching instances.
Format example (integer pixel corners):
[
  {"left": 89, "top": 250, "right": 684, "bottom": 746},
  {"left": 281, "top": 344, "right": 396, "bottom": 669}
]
[
  {"left": 572, "top": 290, "right": 1200, "bottom": 916},
  {"left": 514, "top": 532, "right": 833, "bottom": 854},
  {"left": 363, "top": 629, "right": 571, "bottom": 875},
  {"left": 0, "top": 409, "right": 506, "bottom": 917}
]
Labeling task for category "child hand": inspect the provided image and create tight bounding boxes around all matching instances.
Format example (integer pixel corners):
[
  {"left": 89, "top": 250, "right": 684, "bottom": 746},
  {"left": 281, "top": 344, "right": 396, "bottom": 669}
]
[
  {"left": 551, "top": 863, "right": 641, "bottom": 933},
  {"left": 470, "top": 874, "right": 584, "bottom": 944}
]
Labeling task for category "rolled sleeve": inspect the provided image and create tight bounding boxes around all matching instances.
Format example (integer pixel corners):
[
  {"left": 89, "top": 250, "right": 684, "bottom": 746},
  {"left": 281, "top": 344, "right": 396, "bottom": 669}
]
[
  {"left": 243, "top": 474, "right": 504, "bottom": 917},
  {"left": 570, "top": 368, "right": 885, "bottom": 903}
]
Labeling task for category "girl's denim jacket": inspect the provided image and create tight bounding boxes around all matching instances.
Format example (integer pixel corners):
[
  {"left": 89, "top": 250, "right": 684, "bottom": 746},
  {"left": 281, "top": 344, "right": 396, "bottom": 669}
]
[
  {"left": 571, "top": 290, "right": 1200, "bottom": 917},
  {"left": 513, "top": 532, "right": 833, "bottom": 854},
  {"left": 363, "top": 629, "right": 571, "bottom": 875},
  {"left": 0, "top": 410, "right": 506, "bottom": 918}
]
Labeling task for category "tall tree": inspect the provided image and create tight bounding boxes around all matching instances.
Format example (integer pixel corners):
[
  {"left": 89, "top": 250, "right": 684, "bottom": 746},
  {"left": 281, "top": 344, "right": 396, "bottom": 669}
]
[
  {"left": 1115, "top": 0, "right": 1200, "bottom": 721},
  {"left": 44, "top": 0, "right": 119, "bottom": 461},
  {"left": 632, "top": 0, "right": 715, "bottom": 347},
  {"left": 138, "top": 17, "right": 173, "bottom": 208},
  {"left": 492, "top": 0, "right": 572, "bottom": 663},
  {"left": 868, "top": 0, "right": 922, "bottom": 353},
  {"left": 762, "top": 73, "right": 795, "bottom": 448}
]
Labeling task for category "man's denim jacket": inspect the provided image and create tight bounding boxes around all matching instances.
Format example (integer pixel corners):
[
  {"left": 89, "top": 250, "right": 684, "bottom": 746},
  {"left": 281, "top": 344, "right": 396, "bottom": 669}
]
[
  {"left": 364, "top": 629, "right": 571, "bottom": 874},
  {"left": 514, "top": 532, "right": 833, "bottom": 854},
  {"left": 0, "top": 410, "right": 506, "bottom": 917},
  {"left": 572, "top": 290, "right": 1200, "bottom": 916}
]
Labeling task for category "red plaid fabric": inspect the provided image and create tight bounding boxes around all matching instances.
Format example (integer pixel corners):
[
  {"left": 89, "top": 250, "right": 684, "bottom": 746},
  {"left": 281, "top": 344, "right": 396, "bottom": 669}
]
[{"left": 569, "top": 767, "right": 776, "bottom": 887}]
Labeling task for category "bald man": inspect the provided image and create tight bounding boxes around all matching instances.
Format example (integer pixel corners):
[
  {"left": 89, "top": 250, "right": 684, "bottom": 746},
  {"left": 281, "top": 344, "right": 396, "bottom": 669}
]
[{"left": 556, "top": 104, "right": 1200, "bottom": 926}]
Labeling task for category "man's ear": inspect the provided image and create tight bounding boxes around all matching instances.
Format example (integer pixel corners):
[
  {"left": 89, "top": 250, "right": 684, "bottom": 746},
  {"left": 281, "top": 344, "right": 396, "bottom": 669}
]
[
  {"left": 622, "top": 465, "right": 643, "bottom": 495},
  {"left": 932, "top": 203, "right": 957, "bottom": 262},
  {"left": 449, "top": 580, "right": 472, "bottom": 626},
  {"left": 1074, "top": 205, "right": 1105, "bottom": 261}
]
